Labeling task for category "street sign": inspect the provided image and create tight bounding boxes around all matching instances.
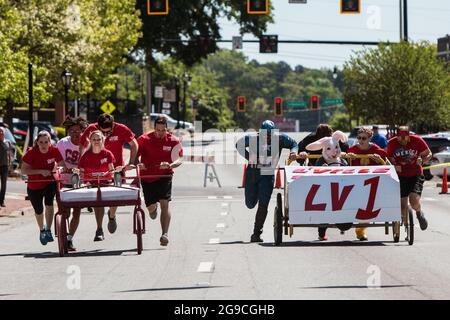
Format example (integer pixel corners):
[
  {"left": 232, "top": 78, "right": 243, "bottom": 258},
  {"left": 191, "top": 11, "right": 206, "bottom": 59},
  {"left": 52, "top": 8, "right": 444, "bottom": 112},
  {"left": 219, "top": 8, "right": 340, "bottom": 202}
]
[
  {"left": 162, "top": 109, "right": 171, "bottom": 115},
  {"left": 162, "top": 102, "right": 171, "bottom": 109},
  {"left": 155, "top": 86, "right": 164, "bottom": 98},
  {"left": 289, "top": 0, "right": 307, "bottom": 3},
  {"left": 322, "top": 98, "right": 344, "bottom": 106},
  {"left": 100, "top": 100, "right": 116, "bottom": 114},
  {"left": 285, "top": 100, "right": 307, "bottom": 108},
  {"left": 232, "top": 36, "right": 243, "bottom": 50},
  {"left": 163, "top": 88, "right": 176, "bottom": 102}
]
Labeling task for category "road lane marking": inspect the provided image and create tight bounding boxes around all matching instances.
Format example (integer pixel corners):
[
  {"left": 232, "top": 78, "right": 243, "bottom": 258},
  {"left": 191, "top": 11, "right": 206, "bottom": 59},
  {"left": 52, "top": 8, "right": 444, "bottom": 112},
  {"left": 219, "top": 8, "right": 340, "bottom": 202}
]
[
  {"left": 216, "top": 223, "right": 226, "bottom": 229},
  {"left": 423, "top": 197, "right": 437, "bottom": 202},
  {"left": 220, "top": 212, "right": 228, "bottom": 216},
  {"left": 209, "top": 238, "right": 220, "bottom": 244},
  {"left": 223, "top": 196, "right": 233, "bottom": 200},
  {"left": 208, "top": 196, "right": 218, "bottom": 200},
  {"left": 221, "top": 203, "right": 229, "bottom": 207},
  {"left": 197, "top": 262, "right": 214, "bottom": 273}
]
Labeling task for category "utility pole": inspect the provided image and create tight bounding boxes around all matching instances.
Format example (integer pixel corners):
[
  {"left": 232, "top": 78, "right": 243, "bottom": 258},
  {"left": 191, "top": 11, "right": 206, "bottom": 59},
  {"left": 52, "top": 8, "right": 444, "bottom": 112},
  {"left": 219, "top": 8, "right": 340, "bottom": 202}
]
[
  {"left": 400, "top": 0, "right": 408, "bottom": 42},
  {"left": 28, "top": 63, "right": 33, "bottom": 148}
]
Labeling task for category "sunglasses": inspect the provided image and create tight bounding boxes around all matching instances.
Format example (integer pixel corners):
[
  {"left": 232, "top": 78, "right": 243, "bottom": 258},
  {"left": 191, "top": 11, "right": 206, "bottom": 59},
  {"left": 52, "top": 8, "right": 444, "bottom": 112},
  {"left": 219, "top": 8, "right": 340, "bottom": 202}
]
[{"left": 357, "top": 136, "right": 368, "bottom": 141}]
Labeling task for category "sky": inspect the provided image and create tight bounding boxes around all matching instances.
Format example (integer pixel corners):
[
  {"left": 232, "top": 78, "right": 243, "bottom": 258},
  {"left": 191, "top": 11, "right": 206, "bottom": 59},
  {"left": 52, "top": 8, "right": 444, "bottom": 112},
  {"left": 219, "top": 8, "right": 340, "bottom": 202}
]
[{"left": 218, "top": 0, "right": 450, "bottom": 70}]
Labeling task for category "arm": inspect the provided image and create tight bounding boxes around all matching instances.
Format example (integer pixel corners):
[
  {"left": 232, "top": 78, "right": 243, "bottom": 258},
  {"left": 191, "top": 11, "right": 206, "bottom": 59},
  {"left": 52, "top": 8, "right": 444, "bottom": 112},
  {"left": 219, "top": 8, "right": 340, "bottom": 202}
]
[
  {"left": 170, "top": 158, "right": 182, "bottom": 169},
  {"left": 21, "top": 162, "right": 50, "bottom": 176},
  {"left": 417, "top": 148, "right": 432, "bottom": 166},
  {"left": 282, "top": 134, "right": 298, "bottom": 160},
  {"left": 128, "top": 138, "right": 138, "bottom": 166}
]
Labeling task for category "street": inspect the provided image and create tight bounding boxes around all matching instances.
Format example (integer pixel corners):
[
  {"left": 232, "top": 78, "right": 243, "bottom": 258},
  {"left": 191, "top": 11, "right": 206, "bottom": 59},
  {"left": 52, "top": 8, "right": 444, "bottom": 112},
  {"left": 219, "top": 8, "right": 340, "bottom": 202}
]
[{"left": 1, "top": 134, "right": 449, "bottom": 300}]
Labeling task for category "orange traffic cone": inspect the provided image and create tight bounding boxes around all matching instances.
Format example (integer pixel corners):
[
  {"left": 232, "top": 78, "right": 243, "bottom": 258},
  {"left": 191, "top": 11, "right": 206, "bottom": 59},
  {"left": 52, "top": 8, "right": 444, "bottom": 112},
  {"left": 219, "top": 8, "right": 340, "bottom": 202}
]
[
  {"left": 239, "top": 164, "right": 247, "bottom": 188},
  {"left": 440, "top": 167, "right": 448, "bottom": 194},
  {"left": 275, "top": 167, "right": 282, "bottom": 189}
]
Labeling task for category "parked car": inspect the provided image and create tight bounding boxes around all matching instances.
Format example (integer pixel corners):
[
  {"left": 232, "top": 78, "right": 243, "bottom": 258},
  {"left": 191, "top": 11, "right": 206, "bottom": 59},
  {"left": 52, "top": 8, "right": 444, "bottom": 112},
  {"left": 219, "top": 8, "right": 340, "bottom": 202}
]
[
  {"left": 149, "top": 113, "right": 194, "bottom": 134},
  {"left": 421, "top": 132, "right": 450, "bottom": 180},
  {"left": 430, "top": 146, "right": 450, "bottom": 178},
  {"left": 13, "top": 119, "right": 59, "bottom": 144},
  {"left": 0, "top": 123, "right": 19, "bottom": 171}
]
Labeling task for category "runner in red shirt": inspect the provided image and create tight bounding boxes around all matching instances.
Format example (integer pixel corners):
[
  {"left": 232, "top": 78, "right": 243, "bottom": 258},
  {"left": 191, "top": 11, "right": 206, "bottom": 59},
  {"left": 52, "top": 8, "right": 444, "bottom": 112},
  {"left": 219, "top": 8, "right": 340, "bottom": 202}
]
[
  {"left": 137, "top": 116, "right": 183, "bottom": 246},
  {"left": 21, "top": 131, "right": 65, "bottom": 246},
  {"left": 387, "top": 126, "right": 432, "bottom": 231},
  {"left": 78, "top": 130, "right": 120, "bottom": 242},
  {"left": 79, "top": 114, "right": 138, "bottom": 235},
  {"left": 347, "top": 127, "right": 387, "bottom": 241}
]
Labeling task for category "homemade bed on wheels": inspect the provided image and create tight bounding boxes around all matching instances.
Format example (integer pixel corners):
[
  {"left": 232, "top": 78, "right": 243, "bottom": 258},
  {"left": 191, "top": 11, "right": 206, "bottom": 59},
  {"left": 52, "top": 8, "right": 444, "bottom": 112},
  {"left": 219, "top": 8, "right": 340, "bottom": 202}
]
[
  {"left": 273, "top": 154, "right": 414, "bottom": 246},
  {"left": 53, "top": 169, "right": 146, "bottom": 257}
]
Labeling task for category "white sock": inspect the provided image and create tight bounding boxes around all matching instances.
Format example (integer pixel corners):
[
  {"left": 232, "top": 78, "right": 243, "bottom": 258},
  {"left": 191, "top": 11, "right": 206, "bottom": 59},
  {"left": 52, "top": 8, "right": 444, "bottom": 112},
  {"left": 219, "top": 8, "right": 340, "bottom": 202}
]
[{"left": 67, "top": 234, "right": 73, "bottom": 241}]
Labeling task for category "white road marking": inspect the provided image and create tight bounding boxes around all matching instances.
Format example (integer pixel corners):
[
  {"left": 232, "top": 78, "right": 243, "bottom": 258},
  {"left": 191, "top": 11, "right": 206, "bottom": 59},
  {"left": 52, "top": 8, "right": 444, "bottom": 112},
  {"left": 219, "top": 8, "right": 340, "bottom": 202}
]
[
  {"left": 423, "top": 197, "right": 437, "bottom": 202},
  {"left": 208, "top": 196, "right": 218, "bottom": 200},
  {"left": 223, "top": 196, "right": 233, "bottom": 200},
  {"left": 209, "top": 238, "right": 220, "bottom": 244},
  {"left": 220, "top": 212, "right": 228, "bottom": 216},
  {"left": 197, "top": 262, "right": 214, "bottom": 273},
  {"left": 216, "top": 223, "right": 226, "bottom": 229},
  {"left": 221, "top": 203, "right": 229, "bottom": 207}
]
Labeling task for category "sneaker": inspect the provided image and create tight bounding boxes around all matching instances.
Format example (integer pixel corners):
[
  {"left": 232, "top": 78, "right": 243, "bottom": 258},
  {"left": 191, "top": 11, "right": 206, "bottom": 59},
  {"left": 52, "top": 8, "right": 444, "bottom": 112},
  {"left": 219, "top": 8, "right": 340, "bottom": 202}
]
[
  {"left": 149, "top": 207, "right": 157, "bottom": 220},
  {"left": 416, "top": 211, "right": 428, "bottom": 231},
  {"left": 87, "top": 207, "right": 93, "bottom": 213},
  {"left": 45, "top": 230, "right": 54, "bottom": 242},
  {"left": 67, "top": 240, "right": 77, "bottom": 252},
  {"left": 160, "top": 234, "right": 169, "bottom": 246},
  {"left": 107, "top": 210, "right": 117, "bottom": 234},
  {"left": 39, "top": 230, "right": 48, "bottom": 246},
  {"left": 318, "top": 235, "right": 328, "bottom": 241},
  {"left": 94, "top": 229, "right": 104, "bottom": 242},
  {"left": 250, "top": 234, "right": 263, "bottom": 243},
  {"left": 358, "top": 235, "right": 369, "bottom": 241}
]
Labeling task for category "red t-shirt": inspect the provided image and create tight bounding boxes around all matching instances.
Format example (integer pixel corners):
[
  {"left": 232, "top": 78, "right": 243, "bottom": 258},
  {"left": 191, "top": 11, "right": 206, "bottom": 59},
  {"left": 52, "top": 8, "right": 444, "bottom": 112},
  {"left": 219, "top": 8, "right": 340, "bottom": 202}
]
[
  {"left": 80, "top": 122, "right": 134, "bottom": 167},
  {"left": 348, "top": 143, "right": 387, "bottom": 166},
  {"left": 22, "top": 146, "right": 63, "bottom": 190},
  {"left": 387, "top": 135, "right": 429, "bottom": 177},
  {"left": 79, "top": 149, "right": 116, "bottom": 181},
  {"left": 137, "top": 132, "right": 183, "bottom": 183}
]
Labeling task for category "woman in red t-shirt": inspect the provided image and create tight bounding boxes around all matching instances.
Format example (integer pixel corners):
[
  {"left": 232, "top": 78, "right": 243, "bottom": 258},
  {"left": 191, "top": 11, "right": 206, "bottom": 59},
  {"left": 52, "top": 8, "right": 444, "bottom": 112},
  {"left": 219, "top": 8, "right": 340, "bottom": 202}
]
[
  {"left": 21, "top": 131, "right": 65, "bottom": 246},
  {"left": 347, "top": 127, "right": 387, "bottom": 241},
  {"left": 77, "top": 130, "right": 119, "bottom": 242}
]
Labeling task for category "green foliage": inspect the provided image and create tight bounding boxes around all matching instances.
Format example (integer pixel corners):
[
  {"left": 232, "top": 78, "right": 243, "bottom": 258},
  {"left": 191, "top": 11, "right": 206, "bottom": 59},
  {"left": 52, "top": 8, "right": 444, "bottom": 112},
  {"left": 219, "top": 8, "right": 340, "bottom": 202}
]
[
  {"left": 329, "top": 112, "right": 352, "bottom": 132},
  {"left": 344, "top": 41, "right": 450, "bottom": 132}
]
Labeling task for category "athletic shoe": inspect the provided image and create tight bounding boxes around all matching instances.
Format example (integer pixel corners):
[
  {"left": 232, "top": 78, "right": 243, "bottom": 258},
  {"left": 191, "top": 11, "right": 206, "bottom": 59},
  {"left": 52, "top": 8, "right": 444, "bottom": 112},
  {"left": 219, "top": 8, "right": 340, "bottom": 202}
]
[
  {"left": 45, "top": 230, "right": 54, "bottom": 242},
  {"left": 94, "top": 229, "right": 104, "bottom": 242},
  {"left": 318, "top": 235, "right": 328, "bottom": 241},
  {"left": 149, "top": 207, "right": 157, "bottom": 220},
  {"left": 40, "top": 230, "right": 48, "bottom": 246},
  {"left": 250, "top": 234, "right": 263, "bottom": 243},
  {"left": 107, "top": 210, "right": 117, "bottom": 234},
  {"left": 417, "top": 211, "right": 428, "bottom": 231},
  {"left": 358, "top": 235, "right": 369, "bottom": 241},
  {"left": 67, "top": 240, "right": 76, "bottom": 252},
  {"left": 160, "top": 234, "right": 169, "bottom": 246}
]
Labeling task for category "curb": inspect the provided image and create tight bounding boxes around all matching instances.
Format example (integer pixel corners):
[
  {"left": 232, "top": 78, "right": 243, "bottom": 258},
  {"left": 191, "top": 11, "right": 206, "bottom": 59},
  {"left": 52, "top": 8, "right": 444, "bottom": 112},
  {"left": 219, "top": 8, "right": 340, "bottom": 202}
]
[{"left": 436, "top": 183, "right": 450, "bottom": 188}]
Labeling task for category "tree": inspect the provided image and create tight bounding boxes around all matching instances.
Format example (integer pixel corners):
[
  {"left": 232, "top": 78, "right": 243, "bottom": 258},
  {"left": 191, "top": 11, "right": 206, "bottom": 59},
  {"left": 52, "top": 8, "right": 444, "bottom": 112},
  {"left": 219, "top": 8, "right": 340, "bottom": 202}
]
[
  {"left": 344, "top": 41, "right": 450, "bottom": 132},
  {"left": 136, "top": 0, "right": 273, "bottom": 66}
]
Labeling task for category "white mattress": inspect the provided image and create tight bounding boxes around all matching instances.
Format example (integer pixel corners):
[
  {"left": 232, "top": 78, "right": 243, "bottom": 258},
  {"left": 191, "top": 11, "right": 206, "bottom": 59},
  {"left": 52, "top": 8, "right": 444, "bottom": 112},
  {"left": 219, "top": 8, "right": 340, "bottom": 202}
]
[{"left": 60, "top": 185, "right": 140, "bottom": 203}]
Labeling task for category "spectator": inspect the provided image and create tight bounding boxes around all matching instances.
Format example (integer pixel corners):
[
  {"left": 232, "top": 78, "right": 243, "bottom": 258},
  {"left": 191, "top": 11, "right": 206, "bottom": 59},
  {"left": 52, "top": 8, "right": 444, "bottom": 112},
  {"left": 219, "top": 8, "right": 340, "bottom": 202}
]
[
  {"left": 0, "top": 127, "right": 13, "bottom": 208},
  {"left": 371, "top": 125, "right": 388, "bottom": 150}
]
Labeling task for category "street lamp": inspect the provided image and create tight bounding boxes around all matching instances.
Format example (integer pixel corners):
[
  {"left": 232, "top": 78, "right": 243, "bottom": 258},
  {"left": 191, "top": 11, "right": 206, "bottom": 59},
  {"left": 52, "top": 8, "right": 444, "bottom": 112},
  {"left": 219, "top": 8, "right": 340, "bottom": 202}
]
[
  {"left": 61, "top": 69, "right": 72, "bottom": 116},
  {"left": 182, "top": 72, "right": 192, "bottom": 129}
]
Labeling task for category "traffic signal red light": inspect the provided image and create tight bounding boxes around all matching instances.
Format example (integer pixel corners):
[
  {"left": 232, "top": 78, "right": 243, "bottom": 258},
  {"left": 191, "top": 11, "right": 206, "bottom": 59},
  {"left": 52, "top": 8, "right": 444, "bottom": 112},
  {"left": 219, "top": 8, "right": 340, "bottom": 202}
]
[
  {"left": 247, "top": 0, "right": 269, "bottom": 14},
  {"left": 311, "top": 96, "right": 319, "bottom": 110},
  {"left": 237, "top": 96, "right": 246, "bottom": 112},
  {"left": 148, "top": 0, "right": 169, "bottom": 15},
  {"left": 274, "top": 97, "right": 283, "bottom": 116},
  {"left": 340, "top": 0, "right": 360, "bottom": 14}
]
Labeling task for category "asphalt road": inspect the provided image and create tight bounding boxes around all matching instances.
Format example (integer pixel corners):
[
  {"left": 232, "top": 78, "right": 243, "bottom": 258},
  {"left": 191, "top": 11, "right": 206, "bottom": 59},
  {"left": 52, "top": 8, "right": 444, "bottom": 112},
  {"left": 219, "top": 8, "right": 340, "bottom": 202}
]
[{"left": 1, "top": 133, "right": 449, "bottom": 300}]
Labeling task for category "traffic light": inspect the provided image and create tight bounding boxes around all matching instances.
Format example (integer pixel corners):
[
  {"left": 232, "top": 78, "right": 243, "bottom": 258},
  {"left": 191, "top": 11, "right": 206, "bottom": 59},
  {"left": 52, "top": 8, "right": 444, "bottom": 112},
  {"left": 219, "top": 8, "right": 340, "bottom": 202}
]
[
  {"left": 237, "top": 96, "right": 246, "bottom": 112},
  {"left": 340, "top": 0, "right": 360, "bottom": 14},
  {"left": 148, "top": 0, "right": 169, "bottom": 15},
  {"left": 247, "top": 0, "right": 269, "bottom": 14},
  {"left": 259, "top": 35, "right": 278, "bottom": 53},
  {"left": 311, "top": 96, "right": 320, "bottom": 110},
  {"left": 274, "top": 97, "right": 283, "bottom": 116}
]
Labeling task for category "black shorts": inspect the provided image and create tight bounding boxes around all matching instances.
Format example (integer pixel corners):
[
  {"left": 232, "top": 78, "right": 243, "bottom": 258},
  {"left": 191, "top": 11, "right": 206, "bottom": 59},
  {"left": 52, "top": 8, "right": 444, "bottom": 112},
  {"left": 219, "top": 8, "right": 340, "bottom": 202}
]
[
  {"left": 141, "top": 177, "right": 173, "bottom": 207},
  {"left": 399, "top": 175, "right": 425, "bottom": 198},
  {"left": 27, "top": 182, "right": 57, "bottom": 215}
]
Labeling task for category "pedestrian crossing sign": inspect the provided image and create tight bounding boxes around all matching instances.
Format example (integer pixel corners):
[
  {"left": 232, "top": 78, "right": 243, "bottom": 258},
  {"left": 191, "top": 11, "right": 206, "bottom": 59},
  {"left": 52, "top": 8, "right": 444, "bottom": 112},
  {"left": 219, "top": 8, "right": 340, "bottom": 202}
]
[{"left": 100, "top": 100, "right": 116, "bottom": 114}]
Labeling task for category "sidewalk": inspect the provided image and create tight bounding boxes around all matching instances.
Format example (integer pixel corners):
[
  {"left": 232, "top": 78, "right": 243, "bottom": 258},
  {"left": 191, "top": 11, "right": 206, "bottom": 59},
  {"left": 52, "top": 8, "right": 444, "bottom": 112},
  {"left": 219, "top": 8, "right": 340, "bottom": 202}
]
[{"left": 0, "top": 193, "right": 33, "bottom": 218}]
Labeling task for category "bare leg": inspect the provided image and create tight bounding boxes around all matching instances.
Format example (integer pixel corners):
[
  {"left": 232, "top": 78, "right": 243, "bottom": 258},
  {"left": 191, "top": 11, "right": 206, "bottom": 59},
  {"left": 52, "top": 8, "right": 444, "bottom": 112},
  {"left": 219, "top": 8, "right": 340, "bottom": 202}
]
[
  {"left": 69, "top": 208, "right": 81, "bottom": 237},
  {"left": 409, "top": 193, "right": 421, "bottom": 212},
  {"left": 35, "top": 214, "right": 44, "bottom": 231},
  {"left": 109, "top": 206, "right": 118, "bottom": 218},
  {"left": 159, "top": 200, "right": 171, "bottom": 235},
  {"left": 94, "top": 207, "right": 105, "bottom": 230},
  {"left": 45, "top": 205, "right": 54, "bottom": 230},
  {"left": 400, "top": 197, "right": 408, "bottom": 223}
]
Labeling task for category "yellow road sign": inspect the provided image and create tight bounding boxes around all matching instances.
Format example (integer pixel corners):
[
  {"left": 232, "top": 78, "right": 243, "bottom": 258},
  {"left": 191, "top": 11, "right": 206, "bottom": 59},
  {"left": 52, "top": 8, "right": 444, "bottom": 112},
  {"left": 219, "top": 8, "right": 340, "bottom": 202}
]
[{"left": 100, "top": 100, "right": 116, "bottom": 114}]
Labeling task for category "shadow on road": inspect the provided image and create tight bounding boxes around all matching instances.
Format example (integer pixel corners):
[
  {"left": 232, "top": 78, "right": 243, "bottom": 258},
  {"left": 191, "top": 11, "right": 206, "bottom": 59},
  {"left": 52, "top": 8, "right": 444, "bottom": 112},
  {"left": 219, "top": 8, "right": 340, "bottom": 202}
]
[
  {"left": 0, "top": 248, "right": 164, "bottom": 259},
  {"left": 118, "top": 285, "right": 229, "bottom": 293},
  {"left": 259, "top": 241, "right": 392, "bottom": 247},
  {"left": 301, "top": 285, "right": 413, "bottom": 289}
]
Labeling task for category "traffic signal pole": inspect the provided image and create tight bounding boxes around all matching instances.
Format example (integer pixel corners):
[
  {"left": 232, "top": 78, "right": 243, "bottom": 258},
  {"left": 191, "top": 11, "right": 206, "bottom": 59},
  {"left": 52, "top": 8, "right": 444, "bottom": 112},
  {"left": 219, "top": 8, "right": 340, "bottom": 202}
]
[
  {"left": 158, "top": 39, "right": 382, "bottom": 46},
  {"left": 403, "top": 0, "right": 408, "bottom": 42}
]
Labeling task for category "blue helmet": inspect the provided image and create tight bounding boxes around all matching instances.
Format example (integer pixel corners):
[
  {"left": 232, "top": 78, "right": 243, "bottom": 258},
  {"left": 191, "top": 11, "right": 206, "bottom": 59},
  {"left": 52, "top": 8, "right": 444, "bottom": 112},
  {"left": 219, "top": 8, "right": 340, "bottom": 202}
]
[{"left": 260, "top": 120, "right": 275, "bottom": 131}]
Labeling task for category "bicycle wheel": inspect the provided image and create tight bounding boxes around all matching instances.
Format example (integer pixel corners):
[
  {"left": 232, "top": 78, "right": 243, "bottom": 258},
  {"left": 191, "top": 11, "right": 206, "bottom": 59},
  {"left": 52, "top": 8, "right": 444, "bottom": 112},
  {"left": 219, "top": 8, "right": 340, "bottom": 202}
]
[
  {"left": 407, "top": 207, "right": 414, "bottom": 246},
  {"left": 135, "top": 209, "right": 143, "bottom": 255},
  {"left": 274, "top": 193, "right": 283, "bottom": 246}
]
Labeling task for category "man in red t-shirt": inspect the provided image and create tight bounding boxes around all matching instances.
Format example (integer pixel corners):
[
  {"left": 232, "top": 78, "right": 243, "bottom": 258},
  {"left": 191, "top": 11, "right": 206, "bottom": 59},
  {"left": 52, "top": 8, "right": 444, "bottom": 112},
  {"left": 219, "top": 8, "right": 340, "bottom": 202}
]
[
  {"left": 79, "top": 114, "right": 138, "bottom": 234},
  {"left": 387, "top": 126, "right": 432, "bottom": 231},
  {"left": 137, "top": 116, "right": 183, "bottom": 246}
]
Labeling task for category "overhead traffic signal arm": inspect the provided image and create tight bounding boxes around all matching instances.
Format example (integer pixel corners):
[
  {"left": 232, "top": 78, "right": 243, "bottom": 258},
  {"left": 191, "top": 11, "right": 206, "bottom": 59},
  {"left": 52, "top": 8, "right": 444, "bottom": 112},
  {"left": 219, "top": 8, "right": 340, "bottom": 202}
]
[
  {"left": 148, "top": 0, "right": 169, "bottom": 15},
  {"left": 247, "top": 0, "right": 269, "bottom": 14}
]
